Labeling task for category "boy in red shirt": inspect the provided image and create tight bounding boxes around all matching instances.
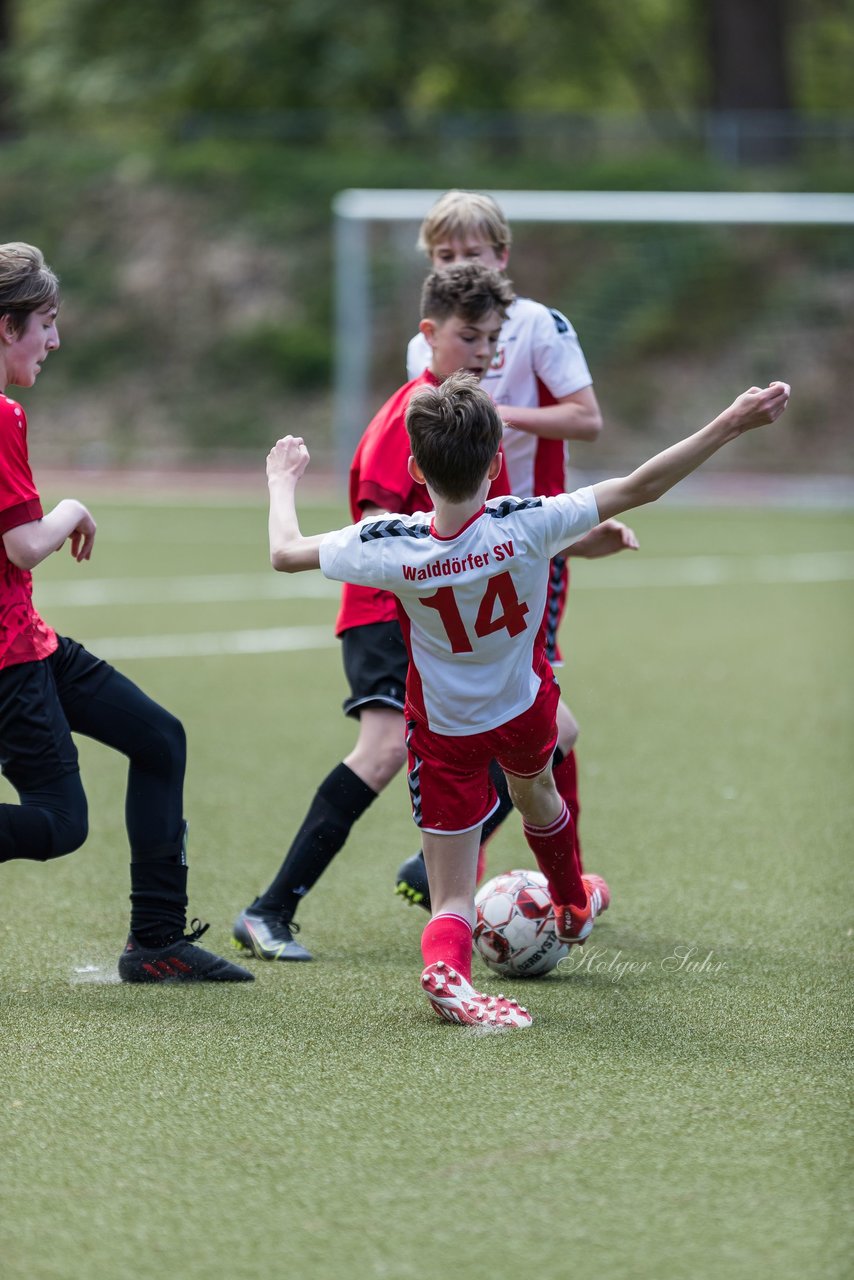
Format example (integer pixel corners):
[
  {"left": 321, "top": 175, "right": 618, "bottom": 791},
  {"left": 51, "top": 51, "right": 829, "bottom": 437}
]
[
  {"left": 232, "top": 264, "right": 514, "bottom": 960},
  {"left": 0, "top": 241, "right": 251, "bottom": 983}
]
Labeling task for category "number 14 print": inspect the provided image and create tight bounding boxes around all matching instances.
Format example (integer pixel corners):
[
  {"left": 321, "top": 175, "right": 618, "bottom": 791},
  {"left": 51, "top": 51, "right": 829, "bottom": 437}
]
[{"left": 420, "top": 571, "right": 530, "bottom": 653}]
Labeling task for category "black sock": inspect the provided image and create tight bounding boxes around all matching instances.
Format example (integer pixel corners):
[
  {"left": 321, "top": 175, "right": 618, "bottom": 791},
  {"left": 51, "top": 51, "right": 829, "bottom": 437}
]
[
  {"left": 130, "top": 822, "right": 189, "bottom": 946},
  {"left": 255, "top": 763, "right": 377, "bottom": 917}
]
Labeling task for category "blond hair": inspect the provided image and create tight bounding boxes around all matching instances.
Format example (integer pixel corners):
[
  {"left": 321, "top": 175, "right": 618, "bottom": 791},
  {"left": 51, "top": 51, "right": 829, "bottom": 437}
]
[
  {"left": 0, "top": 243, "right": 60, "bottom": 335},
  {"left": 417, "top": 191, "right": 512, "bottom": 257}
]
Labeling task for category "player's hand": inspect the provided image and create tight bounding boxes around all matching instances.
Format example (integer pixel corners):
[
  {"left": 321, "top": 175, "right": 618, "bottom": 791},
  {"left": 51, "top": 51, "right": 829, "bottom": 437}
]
[
  {"left": 729, "top": 382, "right": 790, "bottom": 433},
  {"left": 67, "top": 505, "right": 96, "bottom": 562},
  {"left": 569, "top": 519, "right": 639, "bottom": 559},
  {"left": 267, "top": 435, "right": 311, "bottom": 481}
]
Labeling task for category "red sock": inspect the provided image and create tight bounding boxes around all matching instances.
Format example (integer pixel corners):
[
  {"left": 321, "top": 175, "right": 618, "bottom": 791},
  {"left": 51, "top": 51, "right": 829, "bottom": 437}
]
[
  {"left": 553, "top": 748, "right": 583, "bottom": 873},
  {"left": 421, "top": 913, "right": 473, "bottom": 983},
  {"left": 522, "top": 802, "right": 586, "bottom": 909}
]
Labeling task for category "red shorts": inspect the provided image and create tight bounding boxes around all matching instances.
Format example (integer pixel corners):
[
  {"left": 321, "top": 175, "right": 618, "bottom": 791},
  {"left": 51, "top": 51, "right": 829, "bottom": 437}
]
[
  {"left": 541, "top": 554, "right": 569, "bottom": 667},
  {"left": 405, "top": 674, "right": 560, "bottom": 835}
]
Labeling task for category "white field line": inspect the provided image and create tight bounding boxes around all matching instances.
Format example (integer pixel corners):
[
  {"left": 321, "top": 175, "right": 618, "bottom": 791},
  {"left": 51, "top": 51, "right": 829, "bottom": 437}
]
[
  {"left": 571, "top": 549, "right": 854, "bottom": 588},
  {"left": 35, "top": 573, "right": 340, "bottom": 606},
  {"left": 85, "top": 626, "right": 336, "bottom": 661},
  {"left": 37, "top": 550, "right": 852, "bottom": 661}
]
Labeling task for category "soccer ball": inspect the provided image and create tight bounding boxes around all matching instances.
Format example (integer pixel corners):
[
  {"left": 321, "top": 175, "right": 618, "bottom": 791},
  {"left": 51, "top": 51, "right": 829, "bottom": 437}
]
[{"left": 473, "top": 869, "right": 568, "bottom": 979}]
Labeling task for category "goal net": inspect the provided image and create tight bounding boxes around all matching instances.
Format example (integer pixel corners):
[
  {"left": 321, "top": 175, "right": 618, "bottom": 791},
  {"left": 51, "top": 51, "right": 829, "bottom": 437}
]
[{"left": 332, "top": 189, "right": 854, "bottom": 482}]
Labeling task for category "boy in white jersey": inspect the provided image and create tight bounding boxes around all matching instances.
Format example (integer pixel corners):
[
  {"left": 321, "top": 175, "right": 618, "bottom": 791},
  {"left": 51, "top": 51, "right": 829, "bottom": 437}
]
[
  {"left": 265, "top": 372, "right": 790, "bottom": 1030},
  {"left": 398, "top": 190, "right": 603, "bottom": 909}
]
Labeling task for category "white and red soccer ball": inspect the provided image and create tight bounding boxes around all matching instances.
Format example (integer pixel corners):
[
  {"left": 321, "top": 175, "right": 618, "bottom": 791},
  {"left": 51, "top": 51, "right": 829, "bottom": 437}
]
[{"left": 473, "top": 868, "right": 567, "bottom": 978}]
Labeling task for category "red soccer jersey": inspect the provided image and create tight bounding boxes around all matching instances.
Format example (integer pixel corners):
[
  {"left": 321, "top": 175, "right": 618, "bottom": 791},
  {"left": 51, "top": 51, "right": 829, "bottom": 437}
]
[
  {"left": 335, "top": 369, "right": 512, "bottom": 634},
  {"left": 0, "top": 394, "right": 58, "bottom": 669}
]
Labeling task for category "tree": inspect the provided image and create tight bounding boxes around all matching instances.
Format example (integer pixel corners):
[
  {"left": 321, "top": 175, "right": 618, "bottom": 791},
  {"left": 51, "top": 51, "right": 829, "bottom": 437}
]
[{"left": 705, "top": 0, "right": 794, "bottom": 160}]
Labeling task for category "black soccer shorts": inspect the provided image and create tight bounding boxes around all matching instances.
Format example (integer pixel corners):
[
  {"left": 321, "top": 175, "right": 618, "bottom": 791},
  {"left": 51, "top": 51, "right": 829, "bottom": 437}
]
[{"left": 340, "top": 620, "right": 408, "bottom": 719}]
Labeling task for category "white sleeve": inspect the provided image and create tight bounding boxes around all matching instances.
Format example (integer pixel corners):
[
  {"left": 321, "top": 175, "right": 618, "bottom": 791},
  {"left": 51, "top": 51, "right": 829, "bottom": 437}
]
[
  {"left": 531, "top": 304, "right": 593, "bottom": 399},
  {"left": 319, "top": 523, "right": 395, "bottom": 589},
  {"left": 540, "top": 487, "right": 601, "bottom": 556},
  {"left": 406, "top": 332, "right": 431, "bottom": 381}
]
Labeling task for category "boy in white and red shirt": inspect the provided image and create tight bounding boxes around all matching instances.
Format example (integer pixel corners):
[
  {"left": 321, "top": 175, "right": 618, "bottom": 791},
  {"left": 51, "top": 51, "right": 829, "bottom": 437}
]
[
  {"left": 262, "top": 371, "right": 790, "bottom": 1028},
  {"left": 233, "top": 263, "right": 632, "bottom": 963},
  {"left": 399, "top": 190, "right": 603, "bottom": 909}
]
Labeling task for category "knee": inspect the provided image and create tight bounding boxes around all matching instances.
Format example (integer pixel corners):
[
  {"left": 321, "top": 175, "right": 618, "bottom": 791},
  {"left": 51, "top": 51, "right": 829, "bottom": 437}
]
[
  {"left": 346, "top": 730, "right": 407, "bottom": 792},
  {"left": 134, "top": 709, "right": 187, "bottom": 776},
  {"left": 556, "top": 702, "right": 579, "bottom": 755},
  {"left": 507, "top": 769, "right": 560, "bottom": 827},
  {"left": 17, "top": 777, "right": 89, "bottom": 861},
  {"left": 362, "top": 744, "right": 408, "bottom": 791},
  {"left": 46, "top": 776, "right": 89, "bottom": 857},
  {"left": 157, "top": 709, "right": 186, "bottom": 764},
  {"left": 50, "top": 803, "right": 89, "bottom": 858},
  {"left": 377, "top": 733, "right": 408, "bottom": 784}
]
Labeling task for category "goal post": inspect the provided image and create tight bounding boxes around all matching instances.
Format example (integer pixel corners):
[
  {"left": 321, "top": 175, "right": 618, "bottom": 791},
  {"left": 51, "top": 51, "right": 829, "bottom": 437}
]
[{"left": 332, "top": 189, "right": 854, "bottom": 475}]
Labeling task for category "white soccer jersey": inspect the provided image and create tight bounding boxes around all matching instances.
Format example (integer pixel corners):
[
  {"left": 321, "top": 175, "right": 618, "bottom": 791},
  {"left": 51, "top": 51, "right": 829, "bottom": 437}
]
[
  {"left": 319, "top": 488, "right": 600, "bottom": 736},
  {"left": 406, "top": 297, "right": 593, "bottom": 498}
]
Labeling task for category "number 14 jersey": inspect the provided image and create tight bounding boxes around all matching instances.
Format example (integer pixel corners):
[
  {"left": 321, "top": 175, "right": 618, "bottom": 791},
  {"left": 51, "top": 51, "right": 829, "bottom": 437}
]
[{"left": 319, "top": 487, "right": 599, "bottom": 737}]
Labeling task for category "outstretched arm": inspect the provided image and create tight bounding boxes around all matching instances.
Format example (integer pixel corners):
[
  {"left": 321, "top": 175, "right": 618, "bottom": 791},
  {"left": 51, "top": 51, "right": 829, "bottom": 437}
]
[
  {"left": 566, "top": 518, "right": 639, "bottom": 559},
  {"left": 267, "top": 436, "right": 326, "bottom": 572},
  {"left": 2, "top": 498, "right": 96, "bottom": 571},
  {"left": 592, "top": 383, "right": 790, "bottom": 522}
]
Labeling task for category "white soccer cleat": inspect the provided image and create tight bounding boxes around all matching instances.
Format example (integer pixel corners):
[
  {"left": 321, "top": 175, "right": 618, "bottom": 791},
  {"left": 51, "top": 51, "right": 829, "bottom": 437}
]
[{"left": 420, "top": 960, "right": 532, "bottom": 1030}]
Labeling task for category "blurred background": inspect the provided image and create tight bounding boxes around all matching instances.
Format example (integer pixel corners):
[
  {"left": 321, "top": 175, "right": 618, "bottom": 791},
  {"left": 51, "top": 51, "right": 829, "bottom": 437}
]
[{"left": 1, "top": 0, "right": 852, "bottom": 479}]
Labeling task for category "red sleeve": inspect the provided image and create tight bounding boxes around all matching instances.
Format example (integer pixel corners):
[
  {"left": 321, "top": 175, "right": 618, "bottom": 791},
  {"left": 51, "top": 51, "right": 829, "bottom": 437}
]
[
  {"left": 0, "top": 397, "right": 43, "bottom": 531},
  {"left": 357, "top": 477, "right": 412, "bottom": 513},
  {"left": 352, "top": 383, "right": 420, "bottom": 515},
  {"left": 0, "top": 497, "right": 44, "bottom": 535}
]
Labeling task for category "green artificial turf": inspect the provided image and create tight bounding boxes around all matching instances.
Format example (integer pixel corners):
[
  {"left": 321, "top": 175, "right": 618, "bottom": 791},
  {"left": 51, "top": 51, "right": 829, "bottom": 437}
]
[{"left": 1, "top": 496, "right": 851, "bottom": 1280}]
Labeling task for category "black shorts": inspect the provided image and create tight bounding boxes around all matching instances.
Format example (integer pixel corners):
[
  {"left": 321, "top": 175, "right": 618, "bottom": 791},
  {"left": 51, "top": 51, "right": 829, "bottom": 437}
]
[
  {"left": 340, "top": 621, "right": 408, "bottom": 719},
  {"left": 0, "top": 636, "right": 112, "bottom": 792}
]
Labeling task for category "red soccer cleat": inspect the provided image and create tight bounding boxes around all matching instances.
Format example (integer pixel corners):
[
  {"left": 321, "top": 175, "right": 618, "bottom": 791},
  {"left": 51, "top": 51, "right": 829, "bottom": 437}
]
[{"left": 552, "top": 874, "right": 611, "bottom": 946}]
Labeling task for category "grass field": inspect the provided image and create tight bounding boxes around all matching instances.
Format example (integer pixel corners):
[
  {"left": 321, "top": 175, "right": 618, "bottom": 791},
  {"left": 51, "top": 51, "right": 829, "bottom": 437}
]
[{"left": 1, "top": 490, "right": 851, "bottom": 1280}]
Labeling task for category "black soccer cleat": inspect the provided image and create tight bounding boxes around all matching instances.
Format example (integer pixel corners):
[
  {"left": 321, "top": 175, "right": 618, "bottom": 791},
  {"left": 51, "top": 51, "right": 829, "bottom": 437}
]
[
  {"left": 395, "top": 849, "right": 431, "bottom": 912},
  {"left": 231, "top": 905, "right": 314, "bottom": 961},
  {"left": 118, "top": 919, "right": 254, "bottom": 983}
]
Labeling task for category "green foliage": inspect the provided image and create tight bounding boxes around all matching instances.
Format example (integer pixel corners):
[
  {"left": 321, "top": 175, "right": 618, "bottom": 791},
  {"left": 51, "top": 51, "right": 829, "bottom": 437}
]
[
  {"left": 8, "top": 0, "right": 852, "bottom": 126},
  {"left": 211, "top": 322, "right": 331, "bottom": 391},
  {"left": 794, "top": 0, "right": 854, "bottom": 111},
  {"left": 572, "top": 228, "right": 769, "bottom": 362}
]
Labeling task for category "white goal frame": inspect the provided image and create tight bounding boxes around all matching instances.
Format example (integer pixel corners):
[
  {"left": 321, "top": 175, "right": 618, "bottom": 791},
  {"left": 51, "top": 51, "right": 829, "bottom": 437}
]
[{"left": 332, "top": 188, "right": 854, "bottom": 473}]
